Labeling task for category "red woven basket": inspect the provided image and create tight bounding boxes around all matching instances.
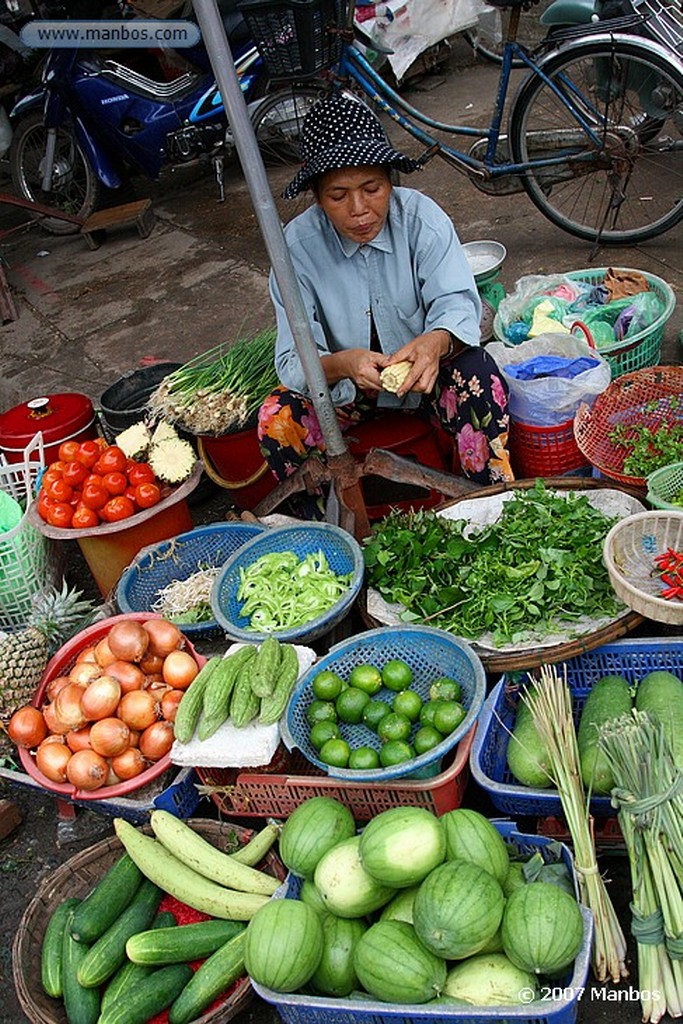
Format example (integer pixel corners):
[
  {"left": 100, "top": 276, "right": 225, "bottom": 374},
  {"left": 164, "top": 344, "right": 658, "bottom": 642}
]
[
  {"left": 510, "top": 418, "right": 589, "bottom": 478},
  {"left": 18, "top": 612, "right": 206, "bottom": 801},
  {"left": 573, "top": 366, "right": 683, "bottom": 488}
]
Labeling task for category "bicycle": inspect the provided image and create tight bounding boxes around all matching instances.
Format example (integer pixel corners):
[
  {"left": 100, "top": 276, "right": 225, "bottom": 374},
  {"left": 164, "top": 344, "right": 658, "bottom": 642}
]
[{"left": 240, "top": 0, "right": 682, "bottom": 246}]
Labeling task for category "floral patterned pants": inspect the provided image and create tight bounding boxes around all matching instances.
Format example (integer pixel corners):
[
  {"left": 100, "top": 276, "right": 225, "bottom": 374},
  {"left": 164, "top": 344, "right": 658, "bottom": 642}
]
[{"left": 257, "top": 346, "right": 513, "bottom": 519}]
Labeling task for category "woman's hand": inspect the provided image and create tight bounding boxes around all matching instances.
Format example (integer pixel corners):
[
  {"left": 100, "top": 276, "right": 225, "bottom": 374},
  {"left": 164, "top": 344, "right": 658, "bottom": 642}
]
[
  {"left": 321, "top": 347, "right": 389, "bottom": 392},
  {"left": 385, "top": 330, "right": 457, "bottom": 396}
]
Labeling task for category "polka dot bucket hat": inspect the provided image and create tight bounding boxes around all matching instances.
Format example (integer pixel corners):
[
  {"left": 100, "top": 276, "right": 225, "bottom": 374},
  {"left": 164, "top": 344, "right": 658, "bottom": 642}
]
[{"left": 283, "top": 92, "right": 421, "bottom": 199}]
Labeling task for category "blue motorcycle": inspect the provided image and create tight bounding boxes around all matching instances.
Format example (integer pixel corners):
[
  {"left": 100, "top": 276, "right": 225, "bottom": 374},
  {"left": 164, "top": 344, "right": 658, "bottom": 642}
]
[{"left": 8, "top": 0, "right": 320, "bottom": 232}]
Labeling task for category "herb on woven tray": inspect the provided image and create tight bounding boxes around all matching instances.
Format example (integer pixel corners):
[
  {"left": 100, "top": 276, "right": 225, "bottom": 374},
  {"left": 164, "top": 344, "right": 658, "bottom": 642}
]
[
  {"left": 236, "top": 550, "right": 353, "bottom": 632},
  {"left": 363, "top": 481, "right": 622, "bottom": 646},
  {"left": 609, "top": 410, "right": 683, "bottom": 477},
  {"left": 151, "top": 566, "right": 220, "bottom": 623},
  {"left": 654, "top": 548, "right": 683, "bottom": 601}
]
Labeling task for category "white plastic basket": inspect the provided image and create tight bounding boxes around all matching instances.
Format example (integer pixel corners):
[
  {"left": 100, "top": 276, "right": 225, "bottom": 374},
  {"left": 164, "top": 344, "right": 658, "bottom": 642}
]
[
  {"left": 0, "top": 433, "right": 63, "bottom": 631},
  {"left": 603, "top": 510, "right": 683, "bottom": 625}
]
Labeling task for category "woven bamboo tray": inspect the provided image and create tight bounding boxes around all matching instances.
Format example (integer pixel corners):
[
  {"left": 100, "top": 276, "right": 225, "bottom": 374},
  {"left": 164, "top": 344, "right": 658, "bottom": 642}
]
[
  {"left": 361, "top": 477, "right": 645, "bottom": 674},
  {"left": 12, "top": 819, "right": 286, "bottom": 1024}
]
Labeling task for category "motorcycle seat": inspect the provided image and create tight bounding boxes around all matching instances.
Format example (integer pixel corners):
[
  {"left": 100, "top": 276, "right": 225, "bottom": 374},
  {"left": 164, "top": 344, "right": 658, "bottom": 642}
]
[{"left": 482, "top": 0, "right": 544, "bottom": 7}]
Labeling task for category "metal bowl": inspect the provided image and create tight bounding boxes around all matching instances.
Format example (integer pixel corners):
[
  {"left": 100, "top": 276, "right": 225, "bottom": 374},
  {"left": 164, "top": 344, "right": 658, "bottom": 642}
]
[{"left": 462, "top": 239, "right": 507, "bottom": 280}]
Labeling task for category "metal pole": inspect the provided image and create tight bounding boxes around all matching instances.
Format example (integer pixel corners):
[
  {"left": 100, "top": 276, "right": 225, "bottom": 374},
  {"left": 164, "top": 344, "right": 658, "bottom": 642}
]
[{"left": 191, "top": 0, "right": 348, "bottom": 459}]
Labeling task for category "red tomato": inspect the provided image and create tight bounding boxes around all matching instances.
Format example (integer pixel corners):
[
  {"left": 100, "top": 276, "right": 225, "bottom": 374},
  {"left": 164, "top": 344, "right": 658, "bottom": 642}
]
[
  {"left": 81, "top": 482, "right": 109, "bottom": 511},
  {"left": 94, "top": 446, "right": 127, "bottom": 476},
  {"left": 37, "top": 492, "right": 54, "bottom": 521},
  {"left": 75, "top": 440, "right": 101, "bottom": 469},
  {"left": 47, "top": 502, "right": 74, "bottom": 528},
  {"left": 124, "top": 486, "right": 139, "bottom": 506},
  {"left": 41, "top": 468, "right": 63, "bottom": 490},
  {"left": 71, "top": 505, "right": 100, "bottom": 529},
  {"left": 134, "top": 482, "right": 161, "bottom": 509},
  {"left": 102, "top": 471, "right": 128, "bottom": 496},
  {"left": 58, "top": 440, "right": 80, "bottom": 463},
  {"left": 127, "top": 462, "right": 156, "bottom": 487},
  {"left": 101, "top": 496, "right": 136, "bottom": 523},
  {"left": 84, "top": 473, "right": 104, "bottom": 488},
  {"left": 45, "top": 478, "right": 73, "bottom": 503},
  {"left": 63, "top": 462, "right": 88, "bottom": 487},
  {"left": 95, "top": 437, "right": 109, "bottom": 452}
]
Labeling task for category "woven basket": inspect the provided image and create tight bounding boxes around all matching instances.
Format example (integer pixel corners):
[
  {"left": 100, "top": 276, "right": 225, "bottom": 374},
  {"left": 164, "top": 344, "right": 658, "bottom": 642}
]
[
  {"left": 603, "top": 510, "right": 683, "bottom": 625},
  {"left": 574, "top": 366, "right": 683, "bottom": 488},
  {"left": 647, "top": 462, "right": 683, "bottom": 511},
  {"left": 12, "top": 819, "right": 286, "bottom": 1024}
]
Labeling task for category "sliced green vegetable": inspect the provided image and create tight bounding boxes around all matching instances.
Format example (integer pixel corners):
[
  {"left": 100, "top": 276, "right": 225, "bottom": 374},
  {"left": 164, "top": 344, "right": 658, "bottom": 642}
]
[{"left": 236, "top": 550, "right": 353, "bottom": 632}]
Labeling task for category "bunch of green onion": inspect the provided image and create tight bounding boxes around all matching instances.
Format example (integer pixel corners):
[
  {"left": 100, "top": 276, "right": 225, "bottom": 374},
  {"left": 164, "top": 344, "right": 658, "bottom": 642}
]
[
  {"left": 599, "top": 710, "right": 683, "bottom": 1023},
  {"left": 148, "top": 328, "right": 279, "bottom": 435},
  {"left": 523, "top": 664, "right": 629, "bottom": 984}
]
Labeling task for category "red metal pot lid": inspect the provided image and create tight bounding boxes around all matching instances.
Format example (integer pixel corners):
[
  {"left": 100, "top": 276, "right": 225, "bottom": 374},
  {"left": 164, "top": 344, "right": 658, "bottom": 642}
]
[{"left": 0, "top": 393, "right": 95, "bottom": 451}]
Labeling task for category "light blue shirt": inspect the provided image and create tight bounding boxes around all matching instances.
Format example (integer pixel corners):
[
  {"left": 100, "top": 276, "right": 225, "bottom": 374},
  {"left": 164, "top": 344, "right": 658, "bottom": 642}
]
[{"left": 270, "top": 186, "right": 481, "bottom": 406}]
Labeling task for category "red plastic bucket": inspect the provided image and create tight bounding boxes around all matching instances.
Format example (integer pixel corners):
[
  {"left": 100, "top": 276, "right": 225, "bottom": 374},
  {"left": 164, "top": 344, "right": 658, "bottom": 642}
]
[
  {"left": 198, "top": 428, "right": 277, "bottom": 511},
  {"left": 0, "top": 393, "right": 98, "bottom": 466}
]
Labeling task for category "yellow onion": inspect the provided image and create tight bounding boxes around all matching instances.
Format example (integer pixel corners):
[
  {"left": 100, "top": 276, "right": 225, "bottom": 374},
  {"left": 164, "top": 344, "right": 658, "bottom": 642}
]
[
  {"left": 36, "top": 742, "right": 72, "bottom": 783},
  {"left": 117, "top": 689, "right": 158, "bottom": 731},
  {"left": 66, "top": 749, "right": 108, "bottom": 791},
  {"left": 89, "top": 717, "right": 130, "bottom": 758},
  {"left": 8, "top": 706, "right": 47, "bottom": 749},
  {"left": 54, "top": 683, "right": 87, "bottom": 732},
  {"left": 138, "top": 720, "right": 174, "bottom": 762},
  {"left": 80, "top": 675, "right": 121, "bottom": 721},
  {"left": 111, "top": 747, "right": 146, "bottom": 780},
  {"left": 107, "top": 620, "right": 149, "bottom": 663}
]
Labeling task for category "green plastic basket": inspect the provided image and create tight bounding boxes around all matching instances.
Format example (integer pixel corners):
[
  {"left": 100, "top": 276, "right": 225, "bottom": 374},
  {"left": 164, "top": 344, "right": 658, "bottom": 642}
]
[{"left": 647, "top": 462, "right": 683, "bottom": 511}]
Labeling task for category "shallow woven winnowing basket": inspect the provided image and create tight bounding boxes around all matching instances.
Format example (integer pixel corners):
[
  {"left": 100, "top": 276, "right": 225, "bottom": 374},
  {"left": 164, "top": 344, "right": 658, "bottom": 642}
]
[{"left": 12, "top": 819, "right": 285, "bottom": 1024}]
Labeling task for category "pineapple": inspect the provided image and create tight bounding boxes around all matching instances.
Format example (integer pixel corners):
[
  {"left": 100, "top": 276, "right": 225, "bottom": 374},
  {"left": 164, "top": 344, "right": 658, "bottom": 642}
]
[
  {"left": 0, "top": 580, "right": 98, "bottom": 725},
  {"left": 116, "top": 420, "right": 151, "bottom": 460},
  {"left": 150, "top": 420, "right": 180, "bottom": 446},
  {"left": 149, "top": 436, "right": 196, "bottom": 484}
]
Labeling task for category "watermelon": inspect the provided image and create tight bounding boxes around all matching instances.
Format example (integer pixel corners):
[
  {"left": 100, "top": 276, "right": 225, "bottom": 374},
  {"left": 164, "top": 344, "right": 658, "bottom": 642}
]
[
  {"left": 244, "top": 899, "right": 323, "bottom": 992},
  {"left": 502, "top": 881, "right": 584, "bottom": 975},
  {"left": 314, "top": 835, "right": 395, "bottom": 918},
  {"left": 379, "top": 885, "right": 420, "bottom": 924},
  {"left": 310, "top": 914, "right": 368, "bottom": 997},
  {"left": 299, "top": 879, "right": 327, "bottom": 916},
  {"left": 358, "top": 807, "right": 446, "bottom": 888},
  {"left": 503, "top": 862, "right": 527, "bottom": 897},
  {"left": 413, "top": 860, "right": 504, "bottom": 959},
  {"left": 440, "top": 809, "right": 510, "bottom": 885},
  {"left": 444, "top": 953, "right": 538, "bottom": 1006},
  {"left": 279, "top": 797, "right": 356, "bottom": 880},
  {"left": 353, "top": 921, "right": 447, "bottom": 1004}
]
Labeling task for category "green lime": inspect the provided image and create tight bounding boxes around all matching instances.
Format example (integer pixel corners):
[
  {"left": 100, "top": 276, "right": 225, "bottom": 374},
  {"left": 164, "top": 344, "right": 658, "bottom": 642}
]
[
  {"left": 348, "top": 746, "right": 381, "bottom": 770},
  {"left": 392, "top": 689, "right": 423, "bottom": 723},
  {"left": 319, "top": 737, "right": 352, "bottom": 768},
  {"left": 309, "top": 720, "right": 342, "bottom": 750},
  {"left": 377, "top": 711, "right": 412, "bottom": 744},
  {"left": 429, "top": 677, "right": 462, "bottom": 703},
  {"left": 336, "top": 686, "right": 371, "bottom": 724},
  {"left": 306, "top": 699, "right": 337, "bottom": 727},
  {"left": 362, "top": 699, "right": 391, "bottom": 731},
  {"left": 348, "top": 664, "right": 383, "bottom": 696},
  {"left": 413, "top": 725, "right": 444, "bottom": 755},
  {"left": 433, "top": 700, "right": 467, "bottom": 736},
  {"left": 381, "top": 659, "right": 413, "bottom": 692},
  {"left": 419, "top": 701, "right": 440, "bottom": 728},
  {"left": 379, "top": 739, "right": 415, "bottom": 768},
  {"left": 312, "top": 669, "right": 345, "bottom": 701}
]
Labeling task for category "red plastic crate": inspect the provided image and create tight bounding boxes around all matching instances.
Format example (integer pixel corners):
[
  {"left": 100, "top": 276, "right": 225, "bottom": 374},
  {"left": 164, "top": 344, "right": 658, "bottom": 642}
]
[
  {"left": 510, "top": 418, "right": 589, "bottom": 478},
  {"left": 196, "top": 725, "right": 475, "bottom": 820}
]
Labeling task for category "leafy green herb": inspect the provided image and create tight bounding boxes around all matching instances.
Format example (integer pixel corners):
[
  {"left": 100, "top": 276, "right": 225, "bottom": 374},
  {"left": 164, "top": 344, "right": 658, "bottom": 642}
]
[
  {"left": 363, "top": 481, "right": 622, "bottom": 646},
  {"left": 609, "top": 416, "right": 683, "bottom": 478}
]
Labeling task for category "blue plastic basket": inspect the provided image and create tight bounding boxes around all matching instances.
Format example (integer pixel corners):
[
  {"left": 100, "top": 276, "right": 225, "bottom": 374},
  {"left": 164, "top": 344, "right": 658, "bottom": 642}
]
[
  {"left": 251, "top": 821, "right": 593, "bottom": 1024},
  {"left": 115, "top": 523, "right": 264, "bottom": 639},
  {"left": 470, "top": 637, "right": 683, "bottom": 818},
  {"left": 210, "top": 523, "right": 364, "bottom": 644},
  {"left": 281, "top": 626, "right": 486, "bottom": 783}
]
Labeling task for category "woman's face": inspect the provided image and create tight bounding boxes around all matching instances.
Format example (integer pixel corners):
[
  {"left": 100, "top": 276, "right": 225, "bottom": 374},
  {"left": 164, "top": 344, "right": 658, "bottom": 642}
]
[{"left": 315, "top": 166, "right": 392, "bottom": 245}]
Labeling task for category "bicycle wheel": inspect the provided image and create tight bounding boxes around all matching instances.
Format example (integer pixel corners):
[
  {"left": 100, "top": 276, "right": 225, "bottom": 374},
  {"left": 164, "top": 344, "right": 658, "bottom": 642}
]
[
  {"left": 510, "top": 36, "right": 683, "bottom": 243},
  {"left": 250, "top": 85, "right": 322, "bottom": 166},
  {"left": 465, "top": 0, "right": 556, "bottom": 66}
]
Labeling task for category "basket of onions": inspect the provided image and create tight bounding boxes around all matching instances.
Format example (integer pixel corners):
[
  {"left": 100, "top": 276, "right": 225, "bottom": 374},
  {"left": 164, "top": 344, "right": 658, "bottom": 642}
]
[{"left": 10, "top": 613, "right": 205, "bottom": 800}]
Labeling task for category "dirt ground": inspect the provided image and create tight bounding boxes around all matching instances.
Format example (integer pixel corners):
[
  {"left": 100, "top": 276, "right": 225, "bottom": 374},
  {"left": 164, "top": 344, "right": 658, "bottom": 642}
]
[{"left": 0, "top": 27, "right": 681, "bottom": 1024}]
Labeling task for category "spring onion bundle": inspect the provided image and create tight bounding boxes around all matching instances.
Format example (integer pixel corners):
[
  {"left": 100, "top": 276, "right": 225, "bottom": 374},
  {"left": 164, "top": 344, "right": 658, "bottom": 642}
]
[
  {"left": 524, "top": 663, "right": 629, "bottom": 984},
  {"left": 149, "top": 328, "right": 279, "bottom": 435},
  {"left": 599, "top": 710, "right": 683, "bottom": 1022}
]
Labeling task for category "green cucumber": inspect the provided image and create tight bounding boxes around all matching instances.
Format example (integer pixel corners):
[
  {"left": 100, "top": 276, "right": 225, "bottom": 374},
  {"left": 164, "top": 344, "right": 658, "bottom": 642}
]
[
  {"left": 41, "top": 896, "right": 80, "bottom": 998},
  {"left": 98, "top": 963, "right": 193, "bottom": 1024},
  {"left": 169, "top": 930, "right": 247, "bottom": 1024},
  {"left": 76, "top": 878, "right": 162, "bottom": 988},
  {"left": 636, "top": 670, "right": 683, "bottom": 770},
  {"left": 62, "top": 907, "right": 100, "bottom": 1024},
  {"left": 100, "top": 909, "right": 176, "bottom": 1015},
  {"left": 70, "top": 852, "right": 143, "bottom": 944},
  {"left": 578, "top": 674, "right": 633, "bottom": 794},
  {"left": 127, "top": 918, "right": 245, "bottom": 964},
  {"left": 231, "top": 822, "right": 281, "bottom": 865}
]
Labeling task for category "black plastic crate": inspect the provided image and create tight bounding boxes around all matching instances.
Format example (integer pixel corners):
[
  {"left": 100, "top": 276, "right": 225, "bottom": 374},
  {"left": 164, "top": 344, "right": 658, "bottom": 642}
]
[{"left": 237, "top": 0, "right": 346, "bottom": 80}]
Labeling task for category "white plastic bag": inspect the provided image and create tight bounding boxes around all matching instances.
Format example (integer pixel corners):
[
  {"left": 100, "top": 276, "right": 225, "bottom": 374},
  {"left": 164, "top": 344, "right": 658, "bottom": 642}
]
[{"left": 487, "top": 334, "right": 612, "bottom": 426}]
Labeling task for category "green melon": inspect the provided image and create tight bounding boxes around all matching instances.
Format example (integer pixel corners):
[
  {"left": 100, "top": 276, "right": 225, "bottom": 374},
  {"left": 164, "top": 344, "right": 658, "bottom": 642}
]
[
  {"left": 444, "top": 953, "right": 538, "bottom": 1006},
  {"left": 358, "top": 807, "right": 446, "bottom": 888},
  {"left": 353, "top": 921, "right": 447, "bottom": 1004},
  {"left": 244, "top": 899, "right": 322, "bottom": 992},
  {"left": 506, "top": 693, "right": 552, "bottom": 788},
  {"left": 299, "top": 879, "right": 327, "bottom": 916},
  {"left": 314, "top": 835, "right": 395, "bottom": 919},
  {"left": 279, "top": 797, "right": 356, "bottom": 880},
  {"left": 477, "top": 925, "right": 504, "bottom": 954},
  {"left": 310, "top": 914, "right": 367, "bottom": 997},
  {"left": 502, "top": 881, "right": 584, "bottom": 975},
  {"left": 379, "top": 885, "right": 420, "bottom": 925},
  {"left": 440, "top": 809, "right": 510, "bottom": 885},
  {"left": 413, "top": 860, "right": 504, "bottom": 960},
  {"left": 503, "top": 862, "right": 527, "bottom": 897}
]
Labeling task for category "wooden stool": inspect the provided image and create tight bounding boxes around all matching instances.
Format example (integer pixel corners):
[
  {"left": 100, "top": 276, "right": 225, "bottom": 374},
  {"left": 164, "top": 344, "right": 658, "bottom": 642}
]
[{"left": 81, "top": 199, "right": 155, "bottom": 250}]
